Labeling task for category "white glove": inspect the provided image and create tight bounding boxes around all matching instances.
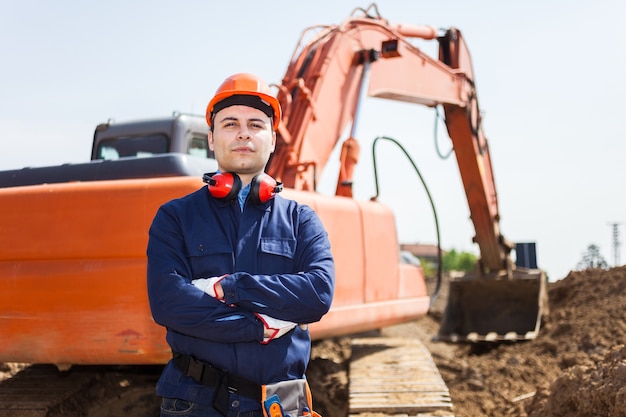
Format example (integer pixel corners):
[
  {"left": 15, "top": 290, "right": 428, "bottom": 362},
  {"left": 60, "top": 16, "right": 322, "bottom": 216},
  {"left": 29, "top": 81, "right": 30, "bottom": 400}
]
[
  {"left": 255, "top": 313, "right": 298, "bottom": 344},
  {"left": 192, "top": 275, "right": 226, "bottom": 300}
]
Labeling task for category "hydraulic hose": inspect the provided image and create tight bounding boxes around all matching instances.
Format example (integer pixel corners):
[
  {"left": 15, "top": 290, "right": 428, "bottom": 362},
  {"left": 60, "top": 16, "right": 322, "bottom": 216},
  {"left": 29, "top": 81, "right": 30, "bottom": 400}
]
[
  {"left": 434, "top": 106, "right": 454, "bottom": 160},
  {"left": 371, "top": 136, "right": 442, "bottom": 308}
]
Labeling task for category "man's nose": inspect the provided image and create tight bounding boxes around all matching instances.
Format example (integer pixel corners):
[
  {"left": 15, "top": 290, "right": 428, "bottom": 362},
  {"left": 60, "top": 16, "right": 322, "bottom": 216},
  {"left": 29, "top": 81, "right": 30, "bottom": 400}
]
[{"left": 237, "top": 127, "right": 251, "bottom": 139}]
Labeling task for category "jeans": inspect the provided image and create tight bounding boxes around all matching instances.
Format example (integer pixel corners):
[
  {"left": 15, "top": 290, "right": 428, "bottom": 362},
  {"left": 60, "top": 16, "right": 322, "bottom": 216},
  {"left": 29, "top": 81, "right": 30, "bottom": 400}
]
[{"left": 160, "top": 398, "right": 264, "bottom": 417}]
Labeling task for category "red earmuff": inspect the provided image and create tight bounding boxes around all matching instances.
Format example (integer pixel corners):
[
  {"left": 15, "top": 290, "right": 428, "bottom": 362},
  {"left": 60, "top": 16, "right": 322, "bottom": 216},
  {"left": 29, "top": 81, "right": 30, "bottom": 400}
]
[
  {"left": 249, "top": 173, "right": 284, "bottom": 205},
  {"left": 203, "top": 172, "right": 283, "bottom": 204},
  {"left": 203, "top": 172, "right": 241, "bottom": 201}
]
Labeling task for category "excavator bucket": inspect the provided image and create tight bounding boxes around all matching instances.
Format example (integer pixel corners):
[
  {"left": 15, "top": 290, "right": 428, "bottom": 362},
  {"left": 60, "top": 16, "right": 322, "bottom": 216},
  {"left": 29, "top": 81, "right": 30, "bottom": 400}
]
[{"left": 437, "top": 268, "right": 548, "bottom": 342}]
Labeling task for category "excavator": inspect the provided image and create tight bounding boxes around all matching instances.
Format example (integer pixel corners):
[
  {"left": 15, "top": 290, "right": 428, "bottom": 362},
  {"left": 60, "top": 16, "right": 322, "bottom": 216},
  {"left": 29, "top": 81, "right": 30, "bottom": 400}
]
[{"left": 0, "top": 2, "right": 546, "bottom": 406}]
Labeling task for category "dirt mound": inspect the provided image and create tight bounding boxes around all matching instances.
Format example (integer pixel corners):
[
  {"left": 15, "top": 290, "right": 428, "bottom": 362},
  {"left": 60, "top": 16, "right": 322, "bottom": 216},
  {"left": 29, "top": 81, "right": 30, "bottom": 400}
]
[
  {"left": 307, "top": 266, "right": 626, "bottom": 417},
  {"left": 527, "top": 344, "right": 626, "bottom": 417},
  {"left": 523, "top": 267, "right": 626, "bottom": 417}
]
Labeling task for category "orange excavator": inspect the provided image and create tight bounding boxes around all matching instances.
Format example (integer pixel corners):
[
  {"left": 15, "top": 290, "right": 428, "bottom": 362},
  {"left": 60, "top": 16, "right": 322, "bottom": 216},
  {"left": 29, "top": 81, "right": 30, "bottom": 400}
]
[{"left": 0, "top": 3, "right": 546, "bottom": 369}]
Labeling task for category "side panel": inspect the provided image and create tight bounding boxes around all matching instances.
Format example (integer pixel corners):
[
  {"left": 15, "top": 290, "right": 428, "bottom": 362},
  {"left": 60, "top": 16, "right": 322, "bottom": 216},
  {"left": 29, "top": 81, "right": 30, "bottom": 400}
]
[
  {"left": 284, "top": 190, "right": 430, "bottom": 339},
  {"left": 0, "top": 259, "right": 169, "bottom": 364},
  {"left": 288, "top": 191, "right": 366, "bottom": 307},
  {"left": 0, "top": 177, "right": 202, "bottom": 364},
  {"left": 361, "top": 200, "right": 401, "bottom": 302}
]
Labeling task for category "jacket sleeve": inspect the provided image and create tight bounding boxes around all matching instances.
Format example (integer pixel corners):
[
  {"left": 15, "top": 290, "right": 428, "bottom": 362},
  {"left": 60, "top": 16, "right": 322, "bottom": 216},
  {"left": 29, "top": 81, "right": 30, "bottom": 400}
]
[
  {"left": 221, "top": 204, "right": 335, "bottom": 324},
  {"left": 147, "top": 203, "right": 263, "bottom": 344}
]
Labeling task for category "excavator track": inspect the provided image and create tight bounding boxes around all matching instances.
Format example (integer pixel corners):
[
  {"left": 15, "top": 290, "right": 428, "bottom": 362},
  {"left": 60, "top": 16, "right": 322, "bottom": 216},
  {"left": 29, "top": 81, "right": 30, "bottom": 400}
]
[
  {"left": 349, "top": 337, "right": 453, "bottom": 417},
  {"left": 0, "top": 364, "right": 162, "bottom": 417},
  {"left": 1, "top": 336, "right": 453, "bottom": 417}
]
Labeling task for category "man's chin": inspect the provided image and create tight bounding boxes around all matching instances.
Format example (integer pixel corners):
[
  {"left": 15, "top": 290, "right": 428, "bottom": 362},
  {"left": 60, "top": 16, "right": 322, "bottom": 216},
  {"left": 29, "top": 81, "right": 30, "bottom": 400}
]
[{"left": 222, "top": 164, "right": 263, "bottom": 176}]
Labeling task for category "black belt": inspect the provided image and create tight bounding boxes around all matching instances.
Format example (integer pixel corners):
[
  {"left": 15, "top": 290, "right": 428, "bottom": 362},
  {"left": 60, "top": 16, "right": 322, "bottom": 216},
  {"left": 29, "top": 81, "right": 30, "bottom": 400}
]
[{"left": 172, "top": 351, "right": 262, "bottom": 415}]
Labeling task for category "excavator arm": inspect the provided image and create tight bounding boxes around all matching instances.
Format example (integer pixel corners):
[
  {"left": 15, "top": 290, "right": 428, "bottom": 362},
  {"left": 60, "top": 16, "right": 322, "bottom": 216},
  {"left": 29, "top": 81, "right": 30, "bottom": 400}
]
[
  {"left": 437, "top": 28, "right": 513, "bottom": 273},
  {"left": 268, "top": 6, "right": 511, "bottom": 273},
  {"left": 268, "top": 4, "right": 547, "bottom": 342}
]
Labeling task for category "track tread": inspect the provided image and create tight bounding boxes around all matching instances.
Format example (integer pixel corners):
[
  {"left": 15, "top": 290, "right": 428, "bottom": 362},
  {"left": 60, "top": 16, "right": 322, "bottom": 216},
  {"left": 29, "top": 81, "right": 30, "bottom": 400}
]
[{"left": 349, "top": 337, "right": 453, "bottom": 416}]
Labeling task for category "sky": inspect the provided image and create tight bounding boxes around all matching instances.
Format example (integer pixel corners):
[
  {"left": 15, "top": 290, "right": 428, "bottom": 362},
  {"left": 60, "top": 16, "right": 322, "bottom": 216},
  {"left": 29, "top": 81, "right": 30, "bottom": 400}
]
[{"left": 1, "top": 0, "right": 625, "bottom": 281}]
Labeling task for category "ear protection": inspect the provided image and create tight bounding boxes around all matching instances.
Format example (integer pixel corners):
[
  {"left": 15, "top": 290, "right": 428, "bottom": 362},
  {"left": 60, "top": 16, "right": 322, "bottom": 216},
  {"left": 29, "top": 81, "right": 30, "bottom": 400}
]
[{"left": 203, "top": 172, "right": 283, "bottom": 205}]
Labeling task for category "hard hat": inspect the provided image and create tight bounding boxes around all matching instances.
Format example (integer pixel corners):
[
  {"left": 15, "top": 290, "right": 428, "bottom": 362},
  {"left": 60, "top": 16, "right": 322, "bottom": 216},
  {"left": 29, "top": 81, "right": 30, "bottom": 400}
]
[{"left": 206, "top": 73, "right": 282, "bottom": 130}]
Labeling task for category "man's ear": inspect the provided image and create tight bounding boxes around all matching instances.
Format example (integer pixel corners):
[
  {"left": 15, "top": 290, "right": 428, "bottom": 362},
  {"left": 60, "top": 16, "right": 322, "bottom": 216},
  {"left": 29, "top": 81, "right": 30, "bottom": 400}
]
[{"left": 208, "top": 130, "right": 215, "bottom": 151}]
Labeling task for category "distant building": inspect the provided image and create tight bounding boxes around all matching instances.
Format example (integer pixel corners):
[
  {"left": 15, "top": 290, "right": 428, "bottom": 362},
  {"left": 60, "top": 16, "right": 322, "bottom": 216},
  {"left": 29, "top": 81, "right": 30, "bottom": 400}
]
[{"left": 400, "top": 243, "right": 445, "bottom": 267}]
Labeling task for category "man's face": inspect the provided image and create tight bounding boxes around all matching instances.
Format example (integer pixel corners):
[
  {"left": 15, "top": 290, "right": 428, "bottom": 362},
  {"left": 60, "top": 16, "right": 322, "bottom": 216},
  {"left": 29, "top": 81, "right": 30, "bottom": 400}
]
[{"left": 208, "top": 104, "right": 276, "bottom": 179}]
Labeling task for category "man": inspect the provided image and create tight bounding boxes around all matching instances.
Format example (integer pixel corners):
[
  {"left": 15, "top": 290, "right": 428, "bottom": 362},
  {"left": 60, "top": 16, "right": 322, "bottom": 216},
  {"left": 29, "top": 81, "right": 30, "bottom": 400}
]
[{"left": 147, "top": 73, "right": 335, "bottom": 417}]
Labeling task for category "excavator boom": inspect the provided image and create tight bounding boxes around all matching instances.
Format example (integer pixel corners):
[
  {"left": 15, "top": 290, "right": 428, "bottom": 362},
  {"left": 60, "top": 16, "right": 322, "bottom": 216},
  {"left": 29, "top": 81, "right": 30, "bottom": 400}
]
[{"left": 269, "top": 4, "right": 547, "bottom": 342}]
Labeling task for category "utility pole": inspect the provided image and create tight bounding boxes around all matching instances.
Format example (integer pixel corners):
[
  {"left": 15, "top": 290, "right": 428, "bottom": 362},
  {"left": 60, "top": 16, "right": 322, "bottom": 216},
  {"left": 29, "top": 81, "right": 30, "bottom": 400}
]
[{"left": 608, "top": 222, "right": 622, "bottom": 267}]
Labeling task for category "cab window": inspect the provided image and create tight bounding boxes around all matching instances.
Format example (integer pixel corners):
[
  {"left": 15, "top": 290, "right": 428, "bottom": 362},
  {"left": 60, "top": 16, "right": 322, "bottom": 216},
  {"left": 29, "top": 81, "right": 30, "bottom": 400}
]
[
  {"left": 189, "top": 136, "right": 214, "bottom": 159},
  {"left": 96, "top": 134, "right": 169, "bottom": 160}
]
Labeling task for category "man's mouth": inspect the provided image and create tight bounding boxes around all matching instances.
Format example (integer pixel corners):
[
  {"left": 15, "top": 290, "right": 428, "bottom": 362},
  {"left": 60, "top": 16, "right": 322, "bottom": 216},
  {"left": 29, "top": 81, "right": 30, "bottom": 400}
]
[{"left": 232, "top": 146, "right": 253, "bottom": 153}]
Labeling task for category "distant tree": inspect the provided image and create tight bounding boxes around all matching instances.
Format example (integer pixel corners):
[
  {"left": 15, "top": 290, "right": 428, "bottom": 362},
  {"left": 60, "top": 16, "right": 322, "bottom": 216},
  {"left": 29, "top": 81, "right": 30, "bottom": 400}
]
[
  {"left": 576, "top": 244, "right": 609, "bottom": 270},
  {"left": 441, "top": 249, "right": 458, "bottom": 272},
  {"left": 456, "top": 252, "right": 477, "bottom": 271},
  {"left": 442, "top": 249, "right": 477, "bottom": 273}
]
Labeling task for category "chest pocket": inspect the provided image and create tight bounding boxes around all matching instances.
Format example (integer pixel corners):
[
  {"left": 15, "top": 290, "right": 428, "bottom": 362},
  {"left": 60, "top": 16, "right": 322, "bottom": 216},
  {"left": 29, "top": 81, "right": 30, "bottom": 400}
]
[
  {"left": 185, "top": 237, "right": 233, "bottom": 279},
  {"left": 259, "top": 237, "right": 297, "bottom": 273}
]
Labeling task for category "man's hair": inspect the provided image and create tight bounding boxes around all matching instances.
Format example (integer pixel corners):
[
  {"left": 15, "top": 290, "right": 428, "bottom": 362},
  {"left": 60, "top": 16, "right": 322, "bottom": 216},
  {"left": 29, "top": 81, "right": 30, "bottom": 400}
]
[{"left": 210, "top": 94, "right": 274, "bottom": 128}]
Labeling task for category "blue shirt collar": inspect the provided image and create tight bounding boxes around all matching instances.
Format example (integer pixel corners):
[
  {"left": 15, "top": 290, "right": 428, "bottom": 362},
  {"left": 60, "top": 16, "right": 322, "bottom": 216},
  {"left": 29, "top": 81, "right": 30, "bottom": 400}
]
[{"left": 238, "top": 183, "right": 250, "bottom": 211}]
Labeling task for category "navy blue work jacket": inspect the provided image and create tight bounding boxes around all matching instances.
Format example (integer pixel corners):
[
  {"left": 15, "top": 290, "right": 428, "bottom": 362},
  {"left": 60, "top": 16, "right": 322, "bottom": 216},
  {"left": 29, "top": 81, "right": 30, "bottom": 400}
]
[{"left": 147, "top": 185, "right": 335, "bottom": 410}]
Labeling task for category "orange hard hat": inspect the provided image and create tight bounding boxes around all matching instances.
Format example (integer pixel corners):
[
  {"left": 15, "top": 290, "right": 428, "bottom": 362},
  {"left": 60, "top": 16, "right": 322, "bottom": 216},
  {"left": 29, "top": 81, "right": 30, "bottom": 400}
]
[{"left": 206, "top": 73, "right": 281, "bottom": 130}]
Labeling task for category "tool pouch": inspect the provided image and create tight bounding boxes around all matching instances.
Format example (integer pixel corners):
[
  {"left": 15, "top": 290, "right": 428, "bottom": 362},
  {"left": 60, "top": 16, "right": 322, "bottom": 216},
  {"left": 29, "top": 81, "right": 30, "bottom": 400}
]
[{"left": 262, "top": 379, "right": 321, "bottom": 417}]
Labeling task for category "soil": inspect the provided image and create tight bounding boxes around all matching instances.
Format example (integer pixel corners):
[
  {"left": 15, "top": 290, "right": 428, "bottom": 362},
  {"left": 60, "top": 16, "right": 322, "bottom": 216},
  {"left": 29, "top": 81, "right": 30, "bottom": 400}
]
[
  {"left": 2, "top": 266, "right": 625, "bottom": 417},
  {"left": 307, "top": 266, "right": 626, "bottom": 417}
]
